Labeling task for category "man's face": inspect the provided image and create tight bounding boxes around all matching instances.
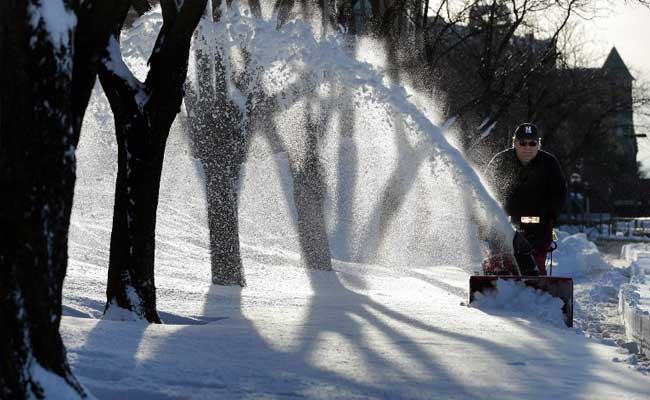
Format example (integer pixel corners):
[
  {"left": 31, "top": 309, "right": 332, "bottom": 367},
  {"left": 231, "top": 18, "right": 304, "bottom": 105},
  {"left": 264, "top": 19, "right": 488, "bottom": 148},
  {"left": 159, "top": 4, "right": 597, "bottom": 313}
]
[{"left": 514, "top": 138, "right": 539, "bottom": 164}]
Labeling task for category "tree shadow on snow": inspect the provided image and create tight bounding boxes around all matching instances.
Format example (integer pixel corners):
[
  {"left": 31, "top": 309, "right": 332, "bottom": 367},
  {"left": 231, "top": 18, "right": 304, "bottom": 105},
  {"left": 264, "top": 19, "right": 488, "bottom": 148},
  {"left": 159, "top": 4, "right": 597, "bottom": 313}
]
[{"left": 67, "top": 262, "right": 648, "bottom": 400}]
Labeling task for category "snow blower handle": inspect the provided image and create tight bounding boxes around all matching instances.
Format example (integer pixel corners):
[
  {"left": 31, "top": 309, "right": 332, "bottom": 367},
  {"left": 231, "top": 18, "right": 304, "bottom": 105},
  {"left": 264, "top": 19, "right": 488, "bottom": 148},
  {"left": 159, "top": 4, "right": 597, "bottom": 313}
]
[{"left": 548, "top": 240, "right": 558, "bottom": 276}]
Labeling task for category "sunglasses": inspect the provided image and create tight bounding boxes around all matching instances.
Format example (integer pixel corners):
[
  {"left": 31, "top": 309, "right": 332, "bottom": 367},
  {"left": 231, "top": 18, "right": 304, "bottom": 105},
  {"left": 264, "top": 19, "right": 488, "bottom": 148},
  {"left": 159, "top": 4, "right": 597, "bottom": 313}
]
[{"left": 517, "top": 140, "right": 538, "bottom": 147}]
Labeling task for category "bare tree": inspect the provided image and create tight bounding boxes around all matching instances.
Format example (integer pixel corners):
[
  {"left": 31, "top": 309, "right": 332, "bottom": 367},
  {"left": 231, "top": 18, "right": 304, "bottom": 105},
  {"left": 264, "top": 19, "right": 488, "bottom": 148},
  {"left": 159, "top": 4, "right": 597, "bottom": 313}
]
[
  {"left": 344, "top": 1, "right": 595, "bottom": 158},
  {"left": 0, "top": 0, "right": 124, "bottom": 397},
  {"left": 99, "top": 0, "right": 207, "bottom": 322},
  {"left": 184, "top": 0, "right": 335, "bottom": 278},
  {"left": 183, "top": 0, "right": 259, "bottom": 286}
]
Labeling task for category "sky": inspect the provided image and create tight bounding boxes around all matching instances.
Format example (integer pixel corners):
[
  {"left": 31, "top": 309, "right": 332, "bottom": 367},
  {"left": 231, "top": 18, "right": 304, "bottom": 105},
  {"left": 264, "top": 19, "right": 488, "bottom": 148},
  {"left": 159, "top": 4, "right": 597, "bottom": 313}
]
[
  {"left": 580, "top": 2, "right": 650, "bottom": 78},
  {"left": 576, "top": 1, "right": 650, "bottom": 172}
]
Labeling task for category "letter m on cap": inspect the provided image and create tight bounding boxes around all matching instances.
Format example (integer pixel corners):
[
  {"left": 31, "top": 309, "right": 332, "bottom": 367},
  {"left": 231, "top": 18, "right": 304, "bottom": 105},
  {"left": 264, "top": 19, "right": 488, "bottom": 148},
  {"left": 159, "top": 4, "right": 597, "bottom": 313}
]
[{"left": 525, "top": 126, "right": 532, "bottom": 134}]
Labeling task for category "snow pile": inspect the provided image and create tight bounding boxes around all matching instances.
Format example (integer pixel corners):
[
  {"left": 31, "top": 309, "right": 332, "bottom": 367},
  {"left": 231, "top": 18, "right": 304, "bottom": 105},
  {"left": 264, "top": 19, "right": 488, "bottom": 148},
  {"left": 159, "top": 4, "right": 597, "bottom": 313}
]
[
  {"left": 557, "top": 224, "right": 650, "bottom": 243},
  {"left": 471, "top": 279, "right": 566, "bottom": 327},
  {"left": 552, "top": 232, "right": 610, "bottom": 278},
  {"left": 557, "top": 224, "right": 601, "bottom": 241},
  {"left": 622, "top": 260, "right": 650, "bottom": 313}
]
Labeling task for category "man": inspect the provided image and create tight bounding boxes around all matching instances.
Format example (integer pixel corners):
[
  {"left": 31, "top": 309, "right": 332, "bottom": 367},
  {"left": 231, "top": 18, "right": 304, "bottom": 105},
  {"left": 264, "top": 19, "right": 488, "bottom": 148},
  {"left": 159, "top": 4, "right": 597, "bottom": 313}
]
[{"left": 484, "top": 123, "right": 567, "bottom": 275}]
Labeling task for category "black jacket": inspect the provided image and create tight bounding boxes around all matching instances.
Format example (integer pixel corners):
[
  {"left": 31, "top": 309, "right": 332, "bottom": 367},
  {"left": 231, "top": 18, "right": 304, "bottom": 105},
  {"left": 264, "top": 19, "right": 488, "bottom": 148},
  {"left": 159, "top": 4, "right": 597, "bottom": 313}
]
[{"left": 485, "top": 148, "right": 567, "bottom": 228}]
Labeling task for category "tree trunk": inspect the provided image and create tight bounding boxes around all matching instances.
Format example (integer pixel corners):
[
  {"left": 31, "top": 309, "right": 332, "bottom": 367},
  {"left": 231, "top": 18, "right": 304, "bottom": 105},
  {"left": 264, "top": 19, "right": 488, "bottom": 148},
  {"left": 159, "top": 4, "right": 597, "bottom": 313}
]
[
  {"left": 187, "top": 2, "right": 334, "bottom": 278},
  {"left": 100, "top": 0, "right": 207, "bottom": 322},
  {"left": 1, "top": 0, "right": 120, "bottom": 397},
  {"left": 205, "top": 159, "right": 246, "bottom": 285},
  {"left": 291, "top": 147, "right": 333, "bottom": 270},
  {"left": 101, "top": 80, "right": 168, "bottom": 322},
  {"left": 252, "top": 93, "right": 334, "bottom": 270},
  {"left": 0, "top": 4, "right": 81, "bottom": 394},
  {"left": 131, "top": 0, "right": 152, "bottom": 15},
  {"left": 185, "top": 26, "right": 248, "bottom": 286}
]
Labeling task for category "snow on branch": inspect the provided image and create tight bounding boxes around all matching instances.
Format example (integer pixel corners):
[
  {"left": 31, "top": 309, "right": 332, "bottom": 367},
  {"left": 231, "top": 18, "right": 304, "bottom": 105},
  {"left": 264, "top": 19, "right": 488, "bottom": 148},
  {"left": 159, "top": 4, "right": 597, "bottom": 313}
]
[
  {"left": 103, "top": 35, "right": 149, "bottom": 109},
  {"left": 28, "top": 0, "right": 76, "bottom": 50}
]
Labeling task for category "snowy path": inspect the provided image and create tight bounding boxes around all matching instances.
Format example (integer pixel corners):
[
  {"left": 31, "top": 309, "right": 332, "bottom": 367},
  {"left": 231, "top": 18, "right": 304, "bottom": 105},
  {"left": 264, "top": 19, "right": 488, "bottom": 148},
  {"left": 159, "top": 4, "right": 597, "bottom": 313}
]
[
  {"left": 573, "top": 268, "right": 628, "bottom": 345},
  {"left": 62, "top": 226, "right": 650, "bottom": 399}
]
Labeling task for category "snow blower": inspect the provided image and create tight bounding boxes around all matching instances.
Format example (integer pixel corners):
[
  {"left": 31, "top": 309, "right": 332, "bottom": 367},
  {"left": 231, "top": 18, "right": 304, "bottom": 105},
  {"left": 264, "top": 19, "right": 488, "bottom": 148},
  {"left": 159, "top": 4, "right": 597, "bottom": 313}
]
[{"left": 469, "top": 219, "right": 573, "bottom": 327}]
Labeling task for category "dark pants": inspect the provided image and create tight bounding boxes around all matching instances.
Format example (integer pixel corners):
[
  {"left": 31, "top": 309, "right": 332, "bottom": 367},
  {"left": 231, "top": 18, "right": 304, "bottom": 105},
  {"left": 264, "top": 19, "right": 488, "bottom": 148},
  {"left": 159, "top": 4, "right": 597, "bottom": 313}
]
[
  {"left": 522, "top": 223, "right": 554, "bottom": 276},
  {"left": 532, "top": 243, "right": 552, "bottom": 275}
]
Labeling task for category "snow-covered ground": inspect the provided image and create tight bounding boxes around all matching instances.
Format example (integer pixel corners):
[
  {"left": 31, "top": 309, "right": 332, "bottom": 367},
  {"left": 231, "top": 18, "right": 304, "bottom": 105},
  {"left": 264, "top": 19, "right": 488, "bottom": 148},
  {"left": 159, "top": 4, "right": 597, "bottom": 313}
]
[
  {"left": 63, "top": 167, "right": 650, "bottom": 399},
  {"left": 63, "top": 173, "right": 650, "bottom": 399},
  {"left": 60, "top": 6, "right": 650, "bottom": 399}
]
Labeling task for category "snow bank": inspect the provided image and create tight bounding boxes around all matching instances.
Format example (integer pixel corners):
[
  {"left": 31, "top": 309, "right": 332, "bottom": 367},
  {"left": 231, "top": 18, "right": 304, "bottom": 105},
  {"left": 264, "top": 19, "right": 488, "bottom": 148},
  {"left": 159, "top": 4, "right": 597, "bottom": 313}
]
[
  {"left": 619, "top": 244, "right": 650, "bottom": 313},
  {"left": 616, "top": 243, "right": 650, "bottom": 357},
  {"left": 619, "top": 283, "right": 650, "bottom": 357},
  {"left": 471, "top": 279, "right": 566, "bottom": 328},
  {"left": 556, "top": 224, "right": 601, "bottom": 241},
  {"left": 622, "top": 261, "right": 650, "bottom": 315},
  {"left": 552, "top": 232, "right": 610, "bottom": 278}
]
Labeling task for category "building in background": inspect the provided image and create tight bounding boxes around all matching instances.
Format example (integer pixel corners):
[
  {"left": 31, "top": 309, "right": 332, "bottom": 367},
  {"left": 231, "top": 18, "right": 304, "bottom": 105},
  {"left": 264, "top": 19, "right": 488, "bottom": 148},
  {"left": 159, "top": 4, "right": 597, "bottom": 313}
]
[
  {"left": 545, "top": 47, "right": 640, "bottom": 216},
  {"left": 407, "top": 3, "right": 644, "bottom": 217}
]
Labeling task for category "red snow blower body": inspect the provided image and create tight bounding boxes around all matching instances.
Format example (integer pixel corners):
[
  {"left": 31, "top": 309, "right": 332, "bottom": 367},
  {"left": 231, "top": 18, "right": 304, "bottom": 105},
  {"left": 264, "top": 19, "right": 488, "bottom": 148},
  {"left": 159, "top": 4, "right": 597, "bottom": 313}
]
[{"left": 468, "top": 220, "right": 574, "bottom": 327}]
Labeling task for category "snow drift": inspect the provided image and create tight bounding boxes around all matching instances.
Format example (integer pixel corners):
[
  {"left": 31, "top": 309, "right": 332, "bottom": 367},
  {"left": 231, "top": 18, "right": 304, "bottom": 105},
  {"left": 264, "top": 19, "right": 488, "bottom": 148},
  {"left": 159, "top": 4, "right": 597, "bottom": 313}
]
[{"left": 552, "top": 232, "right": 610, "bottom": 278}]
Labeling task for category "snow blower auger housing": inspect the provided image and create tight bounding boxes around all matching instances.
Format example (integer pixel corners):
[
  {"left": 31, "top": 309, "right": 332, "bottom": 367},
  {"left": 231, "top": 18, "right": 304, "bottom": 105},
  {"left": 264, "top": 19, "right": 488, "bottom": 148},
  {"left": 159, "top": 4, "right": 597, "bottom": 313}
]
[{"left": 469, "top": 225, "right": 574, "bottom": 327}]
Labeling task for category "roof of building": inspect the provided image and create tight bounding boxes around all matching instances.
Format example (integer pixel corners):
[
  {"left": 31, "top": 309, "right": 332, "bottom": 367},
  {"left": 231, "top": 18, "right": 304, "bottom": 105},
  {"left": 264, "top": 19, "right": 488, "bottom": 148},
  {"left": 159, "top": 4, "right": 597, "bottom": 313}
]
[{"left": 602, "top": 47, "right": 634, "bottom": 80}]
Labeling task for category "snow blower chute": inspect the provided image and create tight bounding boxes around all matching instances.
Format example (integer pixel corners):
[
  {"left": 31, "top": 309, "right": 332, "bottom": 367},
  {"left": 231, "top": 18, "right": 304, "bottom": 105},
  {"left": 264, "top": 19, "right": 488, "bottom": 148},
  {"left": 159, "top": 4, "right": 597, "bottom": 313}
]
[{"left": 468, "top": 220, "right": 573, "bottom": 327}]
